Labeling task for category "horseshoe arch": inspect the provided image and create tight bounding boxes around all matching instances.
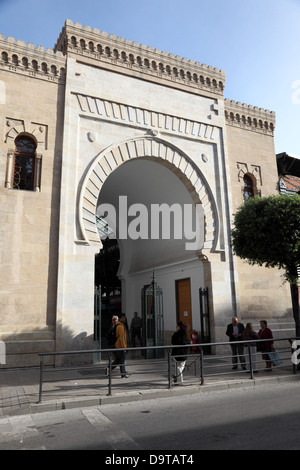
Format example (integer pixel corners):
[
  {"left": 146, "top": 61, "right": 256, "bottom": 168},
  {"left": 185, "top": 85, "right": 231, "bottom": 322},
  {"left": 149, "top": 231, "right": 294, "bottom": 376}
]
[{"left": 79, "top": 136, "right": 219, "bottom": 253}]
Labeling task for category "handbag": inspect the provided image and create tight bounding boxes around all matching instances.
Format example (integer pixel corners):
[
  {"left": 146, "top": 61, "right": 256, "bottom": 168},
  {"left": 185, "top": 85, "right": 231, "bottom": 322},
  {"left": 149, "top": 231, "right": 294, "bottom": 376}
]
[{"left": 268, "top": 350, "right": 283, "bottom": 366}]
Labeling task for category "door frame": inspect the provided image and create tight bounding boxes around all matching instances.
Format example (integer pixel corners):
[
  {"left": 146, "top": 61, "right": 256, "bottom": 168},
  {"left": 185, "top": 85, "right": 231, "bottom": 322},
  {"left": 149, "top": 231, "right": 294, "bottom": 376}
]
[{"left": 199, "top": 287, "right": 211, "bottom": 354}]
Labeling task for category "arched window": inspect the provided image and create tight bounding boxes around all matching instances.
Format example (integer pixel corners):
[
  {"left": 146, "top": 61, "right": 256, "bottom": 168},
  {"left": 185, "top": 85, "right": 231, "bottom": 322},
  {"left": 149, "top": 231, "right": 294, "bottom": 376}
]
[
  {"left": 12, "top": 135, "right": 37, "bottom": 191},
  {"left": 1, "top": 51, "right": 8, "bottom": 63},
  {"left": 243, "top": 174, "right": 255, "bottom": 201},
  {"left": 70, "top": 36, "right": 77, "bottom": 47}
]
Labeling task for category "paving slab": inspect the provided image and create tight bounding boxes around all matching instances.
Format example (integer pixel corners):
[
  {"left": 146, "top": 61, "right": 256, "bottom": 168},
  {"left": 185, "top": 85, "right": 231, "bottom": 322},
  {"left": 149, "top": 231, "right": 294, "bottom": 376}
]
[{"left": 0, "top": 356, "right": 299, "bottom": 417}]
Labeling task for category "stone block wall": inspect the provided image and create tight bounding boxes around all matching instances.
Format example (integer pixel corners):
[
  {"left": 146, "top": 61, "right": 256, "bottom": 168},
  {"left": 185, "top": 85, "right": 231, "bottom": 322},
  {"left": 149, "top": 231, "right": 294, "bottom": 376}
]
[
  {"left": 225, "top": 99, "right": 293, "bottom": 333},
  {"left": 0, "top": 35, "right": 66, "bottom": 366}
]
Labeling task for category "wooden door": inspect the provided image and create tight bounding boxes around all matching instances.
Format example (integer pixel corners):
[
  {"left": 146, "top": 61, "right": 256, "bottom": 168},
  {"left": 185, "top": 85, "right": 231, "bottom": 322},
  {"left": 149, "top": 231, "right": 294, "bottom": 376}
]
[{"left": 176, "top": 278, "right": 192, "bottom": 335}]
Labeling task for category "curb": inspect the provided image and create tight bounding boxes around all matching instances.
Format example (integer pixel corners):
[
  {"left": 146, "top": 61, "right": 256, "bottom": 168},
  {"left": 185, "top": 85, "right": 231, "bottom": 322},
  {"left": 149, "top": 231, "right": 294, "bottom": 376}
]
[{"left": 2, "top": 373, "right": 299, "bottom": 417}]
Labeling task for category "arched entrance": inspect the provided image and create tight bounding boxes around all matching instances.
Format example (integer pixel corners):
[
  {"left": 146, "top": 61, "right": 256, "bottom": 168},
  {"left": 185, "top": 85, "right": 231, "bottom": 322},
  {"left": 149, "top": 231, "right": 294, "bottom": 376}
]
[
  {"left": 79, "top": 136, "right": 219, "bottom": 251},
  {"left": 79, "top": 136, "right": 219, "bottom": 346}
]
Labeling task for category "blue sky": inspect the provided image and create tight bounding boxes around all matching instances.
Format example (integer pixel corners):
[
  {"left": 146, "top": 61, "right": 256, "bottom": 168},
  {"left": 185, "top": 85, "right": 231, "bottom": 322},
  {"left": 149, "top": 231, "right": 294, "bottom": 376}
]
[{"left": 0, "top": 0, "right": 299, "bottom": 154}]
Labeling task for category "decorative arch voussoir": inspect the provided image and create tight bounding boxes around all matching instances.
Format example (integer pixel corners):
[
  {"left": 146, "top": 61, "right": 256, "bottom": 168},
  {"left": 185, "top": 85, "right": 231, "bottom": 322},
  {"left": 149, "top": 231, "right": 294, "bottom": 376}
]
[{"left": 79, "top": 136, "right": 218, "bottom": 251}]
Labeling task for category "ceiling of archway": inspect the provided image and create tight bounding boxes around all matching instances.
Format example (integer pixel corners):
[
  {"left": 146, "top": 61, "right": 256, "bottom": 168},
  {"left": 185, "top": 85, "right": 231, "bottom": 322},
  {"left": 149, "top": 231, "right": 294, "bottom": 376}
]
[{"left": 97, "top": 159, "right": 203, "bottom": 274}]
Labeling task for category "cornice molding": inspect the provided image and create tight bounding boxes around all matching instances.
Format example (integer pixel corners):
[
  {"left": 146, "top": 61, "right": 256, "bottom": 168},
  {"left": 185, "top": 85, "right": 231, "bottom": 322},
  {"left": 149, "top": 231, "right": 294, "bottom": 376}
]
[
  {"left": 54, "top": 19, "right": 225, "bottom": 97},
  {"left": 0, "top": 34, "right": 66, "bottom": 84},
  {"left": 224, "top": 99, "right": 275, "bottom": 135}
]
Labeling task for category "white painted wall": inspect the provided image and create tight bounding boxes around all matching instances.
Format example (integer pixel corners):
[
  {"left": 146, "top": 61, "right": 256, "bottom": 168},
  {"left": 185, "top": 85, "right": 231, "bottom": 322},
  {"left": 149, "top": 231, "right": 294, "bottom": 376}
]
[{"left": 125, "top": 259, "right": 204, "bottom": 334}]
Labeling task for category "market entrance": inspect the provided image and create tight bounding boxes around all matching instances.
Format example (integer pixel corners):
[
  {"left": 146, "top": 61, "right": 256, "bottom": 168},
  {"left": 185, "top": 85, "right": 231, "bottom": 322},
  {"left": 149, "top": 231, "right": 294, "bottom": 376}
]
[
  {"left": 92, "top": 154, "right": 206, "bottom": 350},
  {"left": 94, "top": 238, "right": 122, "bottom": 348}
]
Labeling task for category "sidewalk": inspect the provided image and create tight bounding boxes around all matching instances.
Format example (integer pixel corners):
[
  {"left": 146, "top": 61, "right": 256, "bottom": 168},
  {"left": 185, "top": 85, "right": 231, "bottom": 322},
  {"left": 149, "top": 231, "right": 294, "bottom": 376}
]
[{"left": 0, "top": 355, "right": 299, "bottom": 417}]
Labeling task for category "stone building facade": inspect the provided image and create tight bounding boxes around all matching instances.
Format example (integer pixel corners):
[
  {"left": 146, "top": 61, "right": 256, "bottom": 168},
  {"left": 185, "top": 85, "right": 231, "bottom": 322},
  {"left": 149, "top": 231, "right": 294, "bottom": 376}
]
[{"left": 0, "top": 20, "right": 293, "bottom": 367}]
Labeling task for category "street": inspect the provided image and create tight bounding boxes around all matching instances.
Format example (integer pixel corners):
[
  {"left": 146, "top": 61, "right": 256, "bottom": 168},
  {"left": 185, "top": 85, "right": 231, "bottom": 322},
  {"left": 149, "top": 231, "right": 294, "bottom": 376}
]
[{"left": 0, "top": 380, "right": 299, "bottom": 451}]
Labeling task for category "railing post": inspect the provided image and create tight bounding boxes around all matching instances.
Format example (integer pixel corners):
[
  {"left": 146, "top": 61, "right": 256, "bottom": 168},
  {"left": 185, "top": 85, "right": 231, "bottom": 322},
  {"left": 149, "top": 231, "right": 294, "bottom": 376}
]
[
  {"left": 38, "top": 356, "right": 44, "bottom": 403},
  {"left": 168, "top": 349, "right": 172, "bottom": 388},
  {"left": 248, "top": 345, "right": 254, "bottom": 380},
  {"left": 200, "top": 347, "right": 204, "bottom": 385},
  {"left": 33, "top": 337, "right": 300, "bottom": 403},
  {"left": 108, "top": 352, "right": 112, "bottom": 396}
]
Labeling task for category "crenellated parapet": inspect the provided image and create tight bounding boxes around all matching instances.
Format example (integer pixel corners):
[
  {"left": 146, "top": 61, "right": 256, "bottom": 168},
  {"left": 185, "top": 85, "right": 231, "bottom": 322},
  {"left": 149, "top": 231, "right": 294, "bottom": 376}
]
[
  {"left": 54, "top": 19, "right": 225, "bottom": 97},
  {"left": 0, "top": 34, "right": 66, "bottom": 84},
  {"left": 224, "top": 99, "right": 275, "bottom": 135}
]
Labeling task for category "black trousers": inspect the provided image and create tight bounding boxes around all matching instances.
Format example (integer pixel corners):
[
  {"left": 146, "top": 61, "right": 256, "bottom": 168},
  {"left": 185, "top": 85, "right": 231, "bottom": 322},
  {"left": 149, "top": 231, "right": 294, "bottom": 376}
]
[
  {"left": 112, "top": 350, "right": 127, "bottom": 376},
  {"left": 230, "top": 342, "right": 246, "bottom": 367}
]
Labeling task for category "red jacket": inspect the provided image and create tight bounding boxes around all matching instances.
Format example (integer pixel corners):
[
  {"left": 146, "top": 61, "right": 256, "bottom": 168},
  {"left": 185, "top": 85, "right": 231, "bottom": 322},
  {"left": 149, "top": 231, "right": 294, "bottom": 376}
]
[{"left": 258, "top": 328, "right": 273, "bottom": 352}]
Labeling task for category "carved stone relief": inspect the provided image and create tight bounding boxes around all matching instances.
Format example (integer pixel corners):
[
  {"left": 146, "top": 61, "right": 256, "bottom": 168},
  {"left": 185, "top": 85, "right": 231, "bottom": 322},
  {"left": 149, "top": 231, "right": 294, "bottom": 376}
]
[
  {"left": 74, "top": 93, "right": 218, "bottom": 142},
  {"left": 5, "top": 119, "right": 48, "bottom": 150},
  {"left": 237, "top": 162, "right": 262, "bottom": 186},
  {"left": 79, "top": 136, "right": 219, "bottom": 253},
  {"left": 237, "top": 161, "right": 262, "bottom": 198}
]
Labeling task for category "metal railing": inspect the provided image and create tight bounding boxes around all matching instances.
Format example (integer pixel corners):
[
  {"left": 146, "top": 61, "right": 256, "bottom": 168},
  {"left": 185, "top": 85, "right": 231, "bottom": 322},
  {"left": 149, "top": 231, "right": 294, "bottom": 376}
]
[{"left": 37, "top": 336, "right": 300, "bottom": 403}]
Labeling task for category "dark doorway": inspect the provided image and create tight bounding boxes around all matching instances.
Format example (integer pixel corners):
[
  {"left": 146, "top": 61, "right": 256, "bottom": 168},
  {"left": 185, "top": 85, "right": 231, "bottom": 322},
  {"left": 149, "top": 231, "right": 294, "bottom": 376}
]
[
  {"left": 199, "top": 287, "right": 211, "bottom": 354},
  {"left": 95, "top": 238, "right": 122, "bottom": 345}
]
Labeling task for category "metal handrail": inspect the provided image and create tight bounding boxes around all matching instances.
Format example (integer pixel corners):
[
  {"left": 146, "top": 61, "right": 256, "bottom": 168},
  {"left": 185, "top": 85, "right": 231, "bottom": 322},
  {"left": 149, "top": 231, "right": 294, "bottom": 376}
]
[{"left": 37, "top": 336, "right": 300, "bottom": 403}]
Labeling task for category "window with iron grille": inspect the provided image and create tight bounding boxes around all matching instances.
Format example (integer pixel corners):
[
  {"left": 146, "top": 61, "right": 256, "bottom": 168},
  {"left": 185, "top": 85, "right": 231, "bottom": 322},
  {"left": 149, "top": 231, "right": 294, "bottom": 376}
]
[{"left": 12, "top": 136, "right": 36, "bottom": 191}]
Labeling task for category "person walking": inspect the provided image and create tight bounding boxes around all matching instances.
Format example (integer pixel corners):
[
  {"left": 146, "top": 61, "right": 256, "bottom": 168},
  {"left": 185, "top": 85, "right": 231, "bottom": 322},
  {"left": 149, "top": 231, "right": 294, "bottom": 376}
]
[
  {"left": 105, "top": 315, "right": 118, "bottom": 348},
  {"left": 241, "top": 323, "right": 259, "bottom": 373},
  {"left": 226, "top": 316, "right": 246, "bottom": 370},
  {"left": 258, "top": 320, "right": 274, "bottom": 371},
  {"left": 171, "top": 321, "right": 190, "bottom": 384},
  {"left": 130, "top": 311, "right": 143, "bottom": 347},
  {"left": 107, "top": 314, "right": 130, "bottom": 378},
  {"left": 120, "top": 313, "right": 129, "bottom": 333}
]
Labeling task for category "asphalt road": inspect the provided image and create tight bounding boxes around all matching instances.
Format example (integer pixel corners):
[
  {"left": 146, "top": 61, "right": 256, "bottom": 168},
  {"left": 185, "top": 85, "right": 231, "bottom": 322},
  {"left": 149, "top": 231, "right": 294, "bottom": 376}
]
[{"left": 0, "top": 380, "right": 299, "bottom": 451}]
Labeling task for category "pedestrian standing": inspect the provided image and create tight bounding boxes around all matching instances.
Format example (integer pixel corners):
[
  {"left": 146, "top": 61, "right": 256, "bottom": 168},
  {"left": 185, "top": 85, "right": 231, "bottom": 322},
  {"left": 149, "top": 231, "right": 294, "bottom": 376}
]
[
  {"left": 105, "top": 315, "right": 118, "bottom": 348},
  {"left": 258, "top": 320, "right": 274, "bottom": 371},
  {"left": 130, "top": 311, "right": 143, "bottom": 347},
  {"left": 241, "top": 323, "right": 259, "bottom": 373},
  {"left": 226, "top": 316, "right": 246, "bottom": 370},
  {"left": 171, "top": 321, "right": 190, "bottom": 384},
  {"left": 120, "top": 312, "right": 130, "bottom": 345}
]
